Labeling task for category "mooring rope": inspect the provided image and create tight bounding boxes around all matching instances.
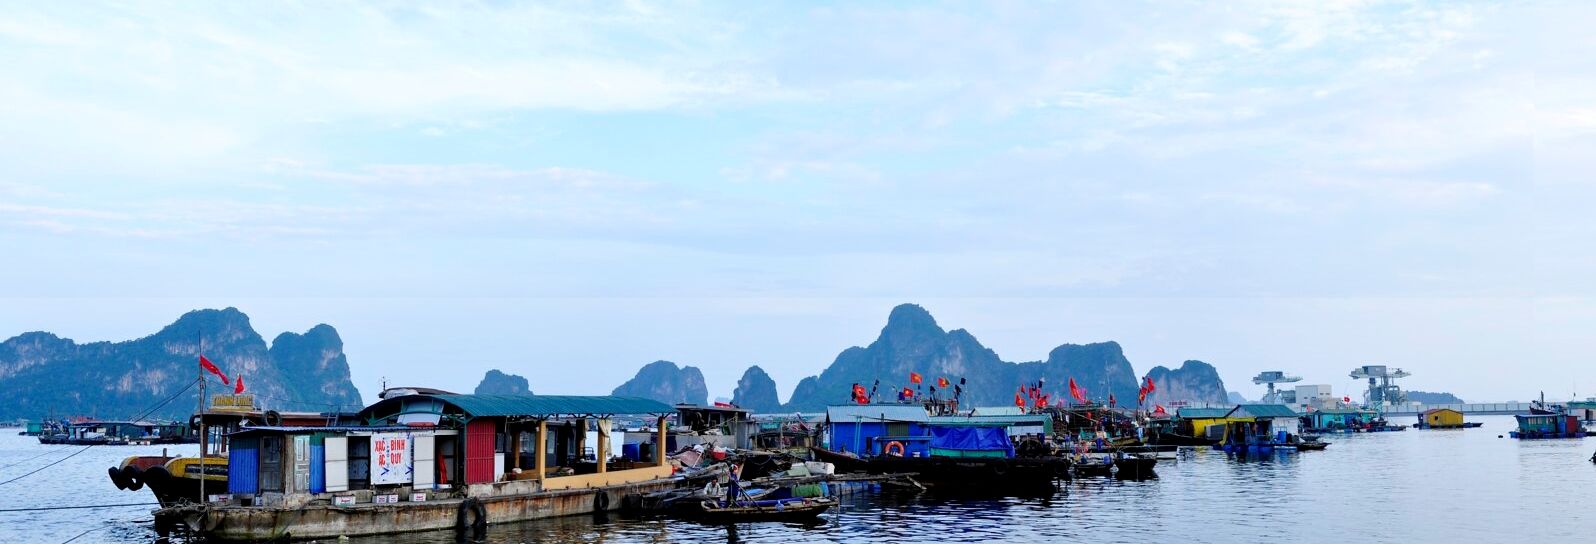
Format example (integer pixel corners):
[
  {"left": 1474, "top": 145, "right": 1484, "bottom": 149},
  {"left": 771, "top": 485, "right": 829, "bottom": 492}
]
[{"left": 0, "top": 501, "right": 159, "bottom": 513}]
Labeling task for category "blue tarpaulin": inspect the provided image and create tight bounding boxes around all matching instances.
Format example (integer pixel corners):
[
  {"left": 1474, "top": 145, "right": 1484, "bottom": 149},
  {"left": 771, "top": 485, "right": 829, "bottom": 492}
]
[{"left": 929, "top": 426, "right": 1014, "bottom": 457}]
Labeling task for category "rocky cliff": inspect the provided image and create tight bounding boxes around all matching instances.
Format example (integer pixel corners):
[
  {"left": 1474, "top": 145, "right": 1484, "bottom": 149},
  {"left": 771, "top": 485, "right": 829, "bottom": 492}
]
[
  {"left": 783, "top": 304, "right": 1150, "bottom": 411},
  {"left": 611, "top": 360, "right": 708, "bottom": 406},
  {"left": 0, "top": 308, "right": 363, "bottom": 420},
  {"left": 1143, "top": 360, "right": 1229, "bottom": 405},
  {"left": 730, "top": 365, "right": 781, "bottom": 412},
  {"left": 474, "top": 369, "right": 533, "bottom": 395}
]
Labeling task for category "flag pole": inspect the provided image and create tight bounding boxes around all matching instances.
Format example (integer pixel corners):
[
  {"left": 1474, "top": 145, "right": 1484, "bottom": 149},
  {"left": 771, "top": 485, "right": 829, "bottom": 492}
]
[{"left": 197, "top": 330, "right": 206, "bottom": 505}]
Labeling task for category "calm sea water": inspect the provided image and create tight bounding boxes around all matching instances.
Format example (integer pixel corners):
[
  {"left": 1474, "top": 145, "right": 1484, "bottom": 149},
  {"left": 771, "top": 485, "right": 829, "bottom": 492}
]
[{"left": 3, "top": 415, "right": 1593, "bottom": 544}]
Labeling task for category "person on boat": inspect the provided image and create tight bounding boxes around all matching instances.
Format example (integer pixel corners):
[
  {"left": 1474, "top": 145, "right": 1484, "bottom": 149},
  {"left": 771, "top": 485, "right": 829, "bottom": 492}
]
[{"left": 724, "top": 462, "right": 744, "bottom": 506}]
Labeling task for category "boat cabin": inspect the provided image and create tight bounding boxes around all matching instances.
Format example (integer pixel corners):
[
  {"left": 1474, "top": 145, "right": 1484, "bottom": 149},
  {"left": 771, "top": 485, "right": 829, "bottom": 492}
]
[
  {"left": 1303, "top": 408, "right": 1375, "bottom": 431},
  {"left": 673, "top": 404, "right": 759, "bottom": 449},
  {"left": 1511, "top": 413, "right": 1586, "bottom": 439},
  {"left": 222, "top": 393, "right": 676, "bottom": 507},
  {"left": 825, "top": 404, "right": 932, "bottom": 457}
]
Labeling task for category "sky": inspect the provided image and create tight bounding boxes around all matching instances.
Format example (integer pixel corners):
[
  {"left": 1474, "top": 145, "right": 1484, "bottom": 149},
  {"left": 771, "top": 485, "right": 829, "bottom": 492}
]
[{"left": 1, "top": 1, "right": 1592, "bottom": 405}]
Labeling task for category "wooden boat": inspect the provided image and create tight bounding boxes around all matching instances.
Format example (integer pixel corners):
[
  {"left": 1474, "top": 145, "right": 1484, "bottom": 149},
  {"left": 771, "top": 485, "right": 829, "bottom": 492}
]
[
  {"left": 810, "top": 447, "right": 1066, "bottom": 493},
  {"left": 1113, "top": 455, "right": 1158, "bottom": 479},
  {"left": 1295, "top": 441, "right": 1329, "bottom": 451},
  {"left": 690, "top": 497, "right": 834, "bottom": 523}
]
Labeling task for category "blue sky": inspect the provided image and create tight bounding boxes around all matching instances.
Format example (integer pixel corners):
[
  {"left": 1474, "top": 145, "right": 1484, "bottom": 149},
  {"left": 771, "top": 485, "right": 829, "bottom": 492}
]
[{"left": 1, "top": 1, "right": 1592, "bottom": 404}]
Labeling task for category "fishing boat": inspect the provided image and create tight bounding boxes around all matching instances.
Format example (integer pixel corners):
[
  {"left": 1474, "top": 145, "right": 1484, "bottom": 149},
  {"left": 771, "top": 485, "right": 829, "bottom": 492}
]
[
  {"left": 1510, "top": 412, "right": 1587, "bottom": 439},
  {"left": 152, "top": 391, "right": 689, "bottom": 541},
  {"left": 108, "top": 393, "right": 352, "bottom": 508},
  {"left": 816, "top": 404, "right": 1068, "bottom": 493}
]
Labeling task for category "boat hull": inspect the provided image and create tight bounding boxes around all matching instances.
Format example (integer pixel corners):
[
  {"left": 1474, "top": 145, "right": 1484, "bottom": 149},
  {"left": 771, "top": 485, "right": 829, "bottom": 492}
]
[
  {"left": 809, "top": 448, "right": 1066, "bottom": 493},
  {"left": 159, "top": 479, "right": 679, "bottom": 541}
]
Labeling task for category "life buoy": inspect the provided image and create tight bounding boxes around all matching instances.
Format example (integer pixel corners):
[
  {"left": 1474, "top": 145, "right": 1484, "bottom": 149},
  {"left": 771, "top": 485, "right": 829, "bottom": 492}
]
[
  {"left": 593, "top": 491, "right": 610, "bottom": 512},
  {"left": 883, "top": 441, "right": 906, "bottom": 457},
  {"left": 108, "top": 466, "right": 130, "bottom": 490},
  {"left": 142, "top": 465, "right": 171, "bottom": 490},
  {"left": 456, "top": 497, "right": 487, "bottom": 536},
  {"left": 124, "top": 466, "right": 145, "bottom": 491}
]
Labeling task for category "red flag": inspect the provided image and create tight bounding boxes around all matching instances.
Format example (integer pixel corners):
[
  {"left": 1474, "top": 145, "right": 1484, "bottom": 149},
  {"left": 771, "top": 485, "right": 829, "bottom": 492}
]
[
  {"left": 1153, "top": 404, "right": 1168, "bottom": 416},
  {"left": 1015, "top": 393, "right": 1025, "bottom": 407},
  {"left": 901, "top": 387, "right": 913, "bottom": 398},
  {"left": 1144, "top": 376, "right": 1157, "bottom": 394},
  {"left": 234, "top": 374, "right": 246, "bottom": 394},
  {"left": 1068, "top": 378, "right": 1087, "bottom": 404},
  {"left": 199, "top": 355, "right": 229, "bottom": 385},
  {"left": 909, "top": 372, "right": 923, "bottom": 384},
  {"left": 1034, "top": 395, "right": 1047, "bottom": 409},
  {"left": 1109, "top": 393, "right": 1117, "bottom": 407},
  {"left": 937, "top": 377, "right": 949, "bottom": 388}
]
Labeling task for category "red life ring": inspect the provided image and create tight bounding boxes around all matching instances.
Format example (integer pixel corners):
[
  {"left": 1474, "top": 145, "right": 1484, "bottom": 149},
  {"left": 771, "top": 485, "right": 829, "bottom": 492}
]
[{"left": 884, "top": 441, "right": 906, "bottom": 457}]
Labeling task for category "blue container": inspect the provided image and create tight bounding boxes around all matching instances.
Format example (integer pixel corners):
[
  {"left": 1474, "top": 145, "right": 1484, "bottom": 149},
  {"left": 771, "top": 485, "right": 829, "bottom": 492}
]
[{"left": 621, "top": 443, "right": 641, "bottom": 461}]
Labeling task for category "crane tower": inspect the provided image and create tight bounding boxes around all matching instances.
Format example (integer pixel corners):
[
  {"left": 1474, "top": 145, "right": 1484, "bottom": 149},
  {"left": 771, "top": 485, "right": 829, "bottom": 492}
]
[
  {"left": 1252, "top": 371, "right": 1303, "bottom": 404},
  {"left": 1349, "top": 365, "right": 1410, "bottom": 406}
]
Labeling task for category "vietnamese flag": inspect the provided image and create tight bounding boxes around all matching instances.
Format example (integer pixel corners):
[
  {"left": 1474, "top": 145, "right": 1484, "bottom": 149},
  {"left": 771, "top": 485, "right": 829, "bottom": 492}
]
[
  {"left": 937, "top": 377, "right": 950, "bottom": 388},
  {"left": 1144, "top": 376, "right": 1156, "bottom": 394},
  {"left": 234, "top": 374, "right": 246, "bottom": 394},
  {"left": 909, "top": 372, "right": 923, "bottom": 385},
  {"left": 199, "top": 355, "right": 229, "bottom": 385},
  {"left": 1068, "top": 378, "right": 1087, "bottom": 404},
  {"left": 1014, "top": 392, "right": 1024, "bottom": 407}
]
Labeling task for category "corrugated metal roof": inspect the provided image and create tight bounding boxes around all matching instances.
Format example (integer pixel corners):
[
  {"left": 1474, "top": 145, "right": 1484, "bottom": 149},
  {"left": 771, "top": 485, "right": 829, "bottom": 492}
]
[
  {"left": 929, "top": 415, "right": 1052, "bottom": 427},
  {"left": 229, "top": 425, "right": 420, "bottom": 435},
  {"left": 1176, "top": 407, "right": 1232, "bottom": 419},
  {"left": 1313, "top": 408, "right": 1372, "bottom": 414},
  {"left": 1227, "top": 404, "right": 1300, "bottom": 418},
  {"left": 433, "top": 394, "right": 675, "bottom": 417},
  {"left": 825, "top": 404, "right": 930, "bottom": 423},
  {"left": 969, "top": 406, "right": 1025, "bottom": 416}
]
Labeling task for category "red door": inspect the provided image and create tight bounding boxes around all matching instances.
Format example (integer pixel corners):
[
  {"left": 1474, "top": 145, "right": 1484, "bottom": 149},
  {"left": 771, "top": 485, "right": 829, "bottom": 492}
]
[{"left": 465, "top": 420, "right": 497, "bottom": 484}]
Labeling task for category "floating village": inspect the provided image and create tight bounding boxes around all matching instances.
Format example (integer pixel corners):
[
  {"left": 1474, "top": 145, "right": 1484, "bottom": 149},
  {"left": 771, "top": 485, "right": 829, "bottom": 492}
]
[{"left": 12, "top": 362, "right": 1596, "bottom": 541}]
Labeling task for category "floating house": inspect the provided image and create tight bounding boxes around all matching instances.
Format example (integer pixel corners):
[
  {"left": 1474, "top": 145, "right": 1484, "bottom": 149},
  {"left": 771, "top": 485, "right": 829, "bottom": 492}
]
[
  {"left": 1302, "top": 408, "right": 1375, "bottom": 433},
  {"left": 39, "top": 420, "right": 193, "bottom": 445},
  {"left": 1511, "top": 413, "right": 1586, "bottom": 439},
  {"left": 825, "top": 404, "right": 932, "bottom": 457},
  {"left": 1216, "top": 404, "right": 1304, "bottom": 453},
  {"left": 1174, "top": 407, "right": 1232, "bottom": 441},
  {"left": 157, "top": 392, "right": 681, "bottom": 541},
  {"left": 1415, "top": 408, "right": 1480, "bottom": 429}
]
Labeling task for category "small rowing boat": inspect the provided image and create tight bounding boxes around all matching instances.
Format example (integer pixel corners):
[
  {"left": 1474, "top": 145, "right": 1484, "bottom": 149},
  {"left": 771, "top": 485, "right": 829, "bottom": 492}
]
[{"left": 691, "top": 497, "right": 834, "bottom": 523}]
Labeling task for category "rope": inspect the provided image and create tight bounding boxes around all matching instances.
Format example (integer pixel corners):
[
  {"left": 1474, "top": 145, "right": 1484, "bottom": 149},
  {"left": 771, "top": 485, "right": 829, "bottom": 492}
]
[
  {"left": 0, "top": 447, "right": 69, "bottom": 471},
  {"left": 0, "top": 445, "right": 94, "bottom": 486},
  {"left": 0, "top": 378, "right": 201, "bottom": 487},
  {"left": 58, "top": 524, "right": 110, "bottom": 544},
  {"left": 0, "top": 502, "right": 157, "bottom": 513}
]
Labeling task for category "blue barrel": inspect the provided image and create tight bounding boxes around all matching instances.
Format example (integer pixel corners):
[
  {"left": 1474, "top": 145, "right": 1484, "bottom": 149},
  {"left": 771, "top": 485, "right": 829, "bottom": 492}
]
[
  {"left": 1277, "top": 431, "right": 1288, "bottom": 443},
  {"left": 621, "top": 443, "right": 641, "bottom": 460}
]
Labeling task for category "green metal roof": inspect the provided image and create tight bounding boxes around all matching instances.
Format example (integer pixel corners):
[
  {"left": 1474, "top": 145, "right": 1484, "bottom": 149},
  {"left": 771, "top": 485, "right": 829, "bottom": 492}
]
[
  {"left": 1314, "top": 408, "right": 1373, "bottom": 414},
  {"left": 431, "top": 394, "right": 674, "bottom": 418},
  {"left": 1227, "top": 404, "right": 1301, "bottom": 418},
  {"left": 1176, "top": 407, "right": 1232, "bottom": 419}
]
